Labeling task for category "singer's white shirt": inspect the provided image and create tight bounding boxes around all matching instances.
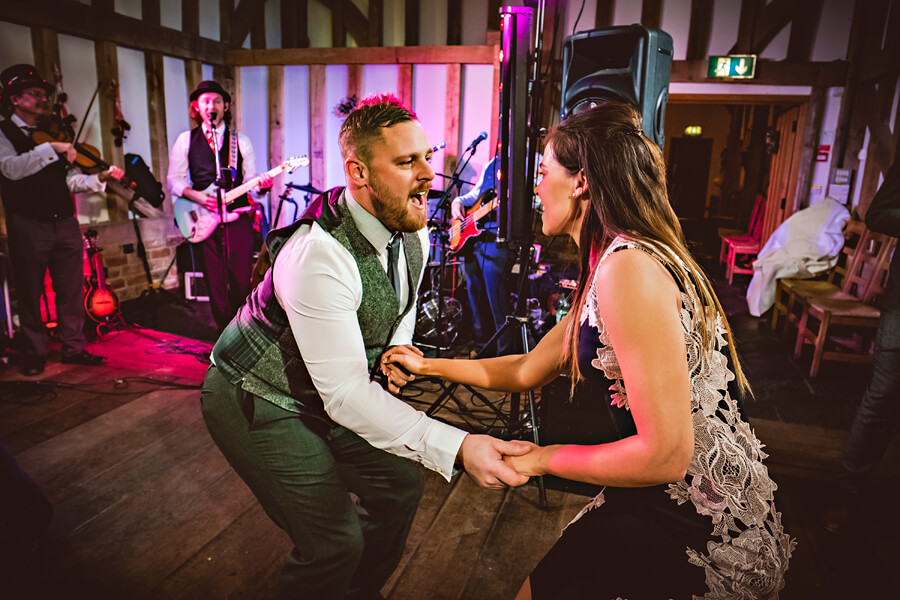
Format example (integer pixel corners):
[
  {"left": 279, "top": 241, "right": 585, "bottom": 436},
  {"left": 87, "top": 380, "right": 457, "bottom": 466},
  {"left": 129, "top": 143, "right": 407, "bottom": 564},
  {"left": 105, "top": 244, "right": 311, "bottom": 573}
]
[
  {"left": 166, "top": 122, "right": 263, "bottom": 199},
  {"left": 272, "top": 188, "right": 467, "bottom": 480}
]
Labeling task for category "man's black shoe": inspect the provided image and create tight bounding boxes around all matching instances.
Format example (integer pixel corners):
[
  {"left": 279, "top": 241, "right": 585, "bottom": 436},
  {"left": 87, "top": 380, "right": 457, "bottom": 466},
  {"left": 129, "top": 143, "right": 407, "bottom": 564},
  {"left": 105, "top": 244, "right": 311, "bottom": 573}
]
[
  {"left": 18, "top": 355, "right": 46, "bottom": 376},
  {"left": 61, "top": 350, "right": 105, "bottom": 366}
]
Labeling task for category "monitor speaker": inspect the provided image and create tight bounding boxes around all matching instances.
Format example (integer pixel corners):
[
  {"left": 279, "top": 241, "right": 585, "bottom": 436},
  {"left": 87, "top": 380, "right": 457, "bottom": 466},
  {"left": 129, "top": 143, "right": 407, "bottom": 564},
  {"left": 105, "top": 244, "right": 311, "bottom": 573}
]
[{"left": 561, "top": 25, "right": 673, "bottom": 149}]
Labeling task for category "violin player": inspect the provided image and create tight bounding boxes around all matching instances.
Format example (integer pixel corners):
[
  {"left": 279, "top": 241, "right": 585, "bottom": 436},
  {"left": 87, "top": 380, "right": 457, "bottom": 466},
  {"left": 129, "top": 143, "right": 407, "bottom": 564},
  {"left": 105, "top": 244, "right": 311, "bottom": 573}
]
[{"left": 0, "top": 64, "right": 124, "bottom": 376}]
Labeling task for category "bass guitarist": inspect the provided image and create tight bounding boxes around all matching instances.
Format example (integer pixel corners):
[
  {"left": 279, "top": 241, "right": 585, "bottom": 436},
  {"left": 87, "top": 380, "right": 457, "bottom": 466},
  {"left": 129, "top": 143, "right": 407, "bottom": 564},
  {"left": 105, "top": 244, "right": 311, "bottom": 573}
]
[
  {"left": 450, "top": 152, "right": 538, "bottom": 357},
  {"left": 167, "top": 80, "right": 273, "bottom": 332}
]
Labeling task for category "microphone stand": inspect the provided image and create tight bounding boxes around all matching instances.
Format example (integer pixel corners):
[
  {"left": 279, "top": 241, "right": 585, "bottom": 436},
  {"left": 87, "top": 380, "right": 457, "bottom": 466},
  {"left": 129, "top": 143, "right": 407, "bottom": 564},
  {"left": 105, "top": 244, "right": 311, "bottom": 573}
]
[{"left": 210, "top": 114, "right": 231, "bottom": 320}]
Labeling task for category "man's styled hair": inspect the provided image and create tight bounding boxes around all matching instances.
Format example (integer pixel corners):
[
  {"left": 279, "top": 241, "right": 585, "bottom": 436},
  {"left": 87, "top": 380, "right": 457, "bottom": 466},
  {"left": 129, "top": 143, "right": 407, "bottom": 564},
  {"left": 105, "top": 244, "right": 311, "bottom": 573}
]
[{"left": 339, "top": 94, "right": 417, "bottom": 163}]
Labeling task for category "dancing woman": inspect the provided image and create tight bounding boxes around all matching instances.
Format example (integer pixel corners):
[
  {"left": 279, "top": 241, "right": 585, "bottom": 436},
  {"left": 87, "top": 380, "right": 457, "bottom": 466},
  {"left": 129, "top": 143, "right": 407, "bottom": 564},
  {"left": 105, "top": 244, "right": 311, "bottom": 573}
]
[{"left": 383, "top": 102, "right": 794, "bottom": 599}]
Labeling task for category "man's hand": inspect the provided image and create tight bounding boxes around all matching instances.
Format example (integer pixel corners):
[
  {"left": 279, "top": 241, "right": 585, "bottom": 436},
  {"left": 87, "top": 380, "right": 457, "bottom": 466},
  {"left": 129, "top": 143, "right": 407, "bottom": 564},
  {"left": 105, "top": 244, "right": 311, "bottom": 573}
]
[
  {"left": 257, "top": 172, "right": 274, "bottom": 193},
  {"left": 98, "top": 165, "right": 125, "bottom": 183},
  {"left": 184, "top": 187, "right": 219, "bottom": 211},
  {"left": 450, "top": 198, "right": 466, "bottom": 221},
  {"left": 380, "top": 344, "right": 423, "bottom": 394},
  {"left": 458, "top": 434, "right": 533, "bottom": 488},
  {"left": 381, "top": 344, "right": 429, "bottom": 381},
  {"left": 49, "top": 141, "right": 77, "bottom": 164}
]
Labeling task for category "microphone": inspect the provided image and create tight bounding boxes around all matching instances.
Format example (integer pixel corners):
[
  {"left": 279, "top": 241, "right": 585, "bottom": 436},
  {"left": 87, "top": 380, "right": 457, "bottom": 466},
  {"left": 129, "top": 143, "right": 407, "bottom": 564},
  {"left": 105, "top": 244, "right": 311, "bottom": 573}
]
[
  {"left": 467, "top": 131, "right": 488, "bottom": 152},
  {"left": 432, "top": 141, "right": 446, "bottom": 153},
  {"left": 209, "top": 111, "right": 217, "bottom": 124}
]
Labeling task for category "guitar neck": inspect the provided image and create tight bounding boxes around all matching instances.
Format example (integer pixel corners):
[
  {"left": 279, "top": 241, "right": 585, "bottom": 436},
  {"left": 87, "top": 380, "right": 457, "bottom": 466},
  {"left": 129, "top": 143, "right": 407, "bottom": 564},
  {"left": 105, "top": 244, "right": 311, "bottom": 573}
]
[
  {"left": 469, "top": 197, "right": 499, "bottom": 222},
  {"left": 223, "top": 163, "right": 287, "bottom": 204}
]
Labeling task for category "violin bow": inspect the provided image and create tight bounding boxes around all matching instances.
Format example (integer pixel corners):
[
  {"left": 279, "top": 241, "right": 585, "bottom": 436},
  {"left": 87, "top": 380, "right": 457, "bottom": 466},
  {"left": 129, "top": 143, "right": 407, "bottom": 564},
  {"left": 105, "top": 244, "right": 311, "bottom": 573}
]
[{"left": 73, "top": 81, "right": 102, "bottom": 147}]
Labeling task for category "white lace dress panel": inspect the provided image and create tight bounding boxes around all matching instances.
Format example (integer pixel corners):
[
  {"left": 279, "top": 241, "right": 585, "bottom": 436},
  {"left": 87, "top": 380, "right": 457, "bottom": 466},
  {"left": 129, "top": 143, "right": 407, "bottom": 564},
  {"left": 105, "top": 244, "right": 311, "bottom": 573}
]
[{"left": 570, "top": 237, "right": 795, "bottom": 600}]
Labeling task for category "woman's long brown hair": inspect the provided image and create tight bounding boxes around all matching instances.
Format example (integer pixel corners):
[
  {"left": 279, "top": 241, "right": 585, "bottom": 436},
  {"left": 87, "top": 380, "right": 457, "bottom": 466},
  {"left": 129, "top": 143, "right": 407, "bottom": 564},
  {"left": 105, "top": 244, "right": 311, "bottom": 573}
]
[{"left": 550, "top": 103, "right": 751, "bottom": 397}]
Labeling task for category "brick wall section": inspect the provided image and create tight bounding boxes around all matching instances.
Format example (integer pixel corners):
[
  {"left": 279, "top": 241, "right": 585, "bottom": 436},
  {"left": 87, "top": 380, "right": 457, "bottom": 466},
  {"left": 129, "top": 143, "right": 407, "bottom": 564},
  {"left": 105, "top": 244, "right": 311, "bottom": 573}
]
[{"left": 89, "top": 217, "right": 183, "bottom": 302}]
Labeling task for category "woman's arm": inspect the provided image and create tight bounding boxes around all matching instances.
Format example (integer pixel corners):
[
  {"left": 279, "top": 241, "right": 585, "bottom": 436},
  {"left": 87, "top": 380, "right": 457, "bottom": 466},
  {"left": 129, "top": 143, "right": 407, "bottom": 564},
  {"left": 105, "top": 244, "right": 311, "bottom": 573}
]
[
  {"left": 382, "top": 313, "right": 569, "bottom": 392},
  {"left": 505, "top": 249, "right": 695, "bottom": 487}
]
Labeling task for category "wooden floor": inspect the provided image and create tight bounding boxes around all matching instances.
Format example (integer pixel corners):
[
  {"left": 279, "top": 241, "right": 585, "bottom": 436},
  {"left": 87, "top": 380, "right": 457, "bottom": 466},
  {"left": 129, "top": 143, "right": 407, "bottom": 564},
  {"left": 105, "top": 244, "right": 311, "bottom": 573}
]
[{"left": 2, "top": 312, "right": 897, "bottom": 599}]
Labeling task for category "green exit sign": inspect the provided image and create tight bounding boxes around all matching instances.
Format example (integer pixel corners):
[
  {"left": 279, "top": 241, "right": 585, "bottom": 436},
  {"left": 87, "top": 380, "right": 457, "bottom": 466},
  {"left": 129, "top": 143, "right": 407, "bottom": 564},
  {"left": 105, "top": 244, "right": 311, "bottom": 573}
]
[{"left": 707, "top": 55, "right": 757, "bottom": 79}]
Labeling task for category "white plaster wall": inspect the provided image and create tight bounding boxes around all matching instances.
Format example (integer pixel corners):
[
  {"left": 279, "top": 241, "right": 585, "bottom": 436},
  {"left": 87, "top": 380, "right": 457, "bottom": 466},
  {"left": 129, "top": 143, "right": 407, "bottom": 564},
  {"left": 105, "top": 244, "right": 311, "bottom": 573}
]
[
  {"left": 324, "top": 65, "right": 349, "bottom": 189},
  {"left": 160, "top": 0, "right": 182, "bottom": 31},
  {"left": 199, "top": 0, "right": 221, "bottom": 41},
  {"left": 708, "top": 0, "right": 742, "bottom": 55},
  {"left": 116, "top": 46, "right": 152, "bottom": 169},
  {"left": 309, "top": 0, "right": 333, "bottom": 48},
  {"left": 239, "top": 66, "right": 269, "bottom": 192},
  {"left": 462, "top": 0, "right": 489, "bottom": 46},
  {"left": 383, "top": 0, "right": 406, "bottom": 47},
  {"left": 163, "top": 55, "right": 191, "bottom": 162},
  {"left": 266, "top": 0, "right": 281, "bottom": 50},
  {"left": 280, "top": 65, "right": 312, "bottom": 227},
  {"left": 612, "top": 0, "right": 642, "bottom": 28},
  {"left": 458, "top": 64, "right": 495, "bottom": 195},
  {"left": 0, "top": 21, "right": 35, "bottom": 67},
  {"left": 363, "top": 65, "right": 400, "bottom": 97},
  {"left": 421, "top": 0, "right": 449, "bottom": 46},
  {"left": 812, "top": 0, "right": 853, "bottom": 62},
  {"left": 115, "top": 0, "right": 142, "bottom": 19},
  {"left": 660, "top": 0, "right": 692, "bottom": 60},
  {"left": 202, "top": 64, "right": 214, "bottom": 81},
  {"left": 809, "top": 86, "right": 843, "bottom": 207},
  {"left": 412, "top": 64, "right": 449, "bottom": 169}
]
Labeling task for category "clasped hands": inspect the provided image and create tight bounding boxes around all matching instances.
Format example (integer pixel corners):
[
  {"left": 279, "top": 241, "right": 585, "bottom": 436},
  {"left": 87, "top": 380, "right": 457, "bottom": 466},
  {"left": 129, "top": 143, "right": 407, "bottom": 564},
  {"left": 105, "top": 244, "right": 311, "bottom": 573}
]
[{"left": 381, "top": 345, "right": 543, "bottom": 489}]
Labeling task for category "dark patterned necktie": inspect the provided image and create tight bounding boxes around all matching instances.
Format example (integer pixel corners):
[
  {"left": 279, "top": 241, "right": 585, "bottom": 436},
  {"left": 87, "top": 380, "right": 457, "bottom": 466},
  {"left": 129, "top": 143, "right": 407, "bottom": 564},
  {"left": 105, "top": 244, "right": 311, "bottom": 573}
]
[{"left": 386, "top": 233, "right": 402, "bottom": 300}]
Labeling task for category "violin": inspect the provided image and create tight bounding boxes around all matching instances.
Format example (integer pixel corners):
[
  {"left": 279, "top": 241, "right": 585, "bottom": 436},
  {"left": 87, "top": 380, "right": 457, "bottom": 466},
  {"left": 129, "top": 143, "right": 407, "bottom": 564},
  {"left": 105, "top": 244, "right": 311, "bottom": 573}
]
[{"left": 32, "top": 117, "right": 132, "bottom": 188}]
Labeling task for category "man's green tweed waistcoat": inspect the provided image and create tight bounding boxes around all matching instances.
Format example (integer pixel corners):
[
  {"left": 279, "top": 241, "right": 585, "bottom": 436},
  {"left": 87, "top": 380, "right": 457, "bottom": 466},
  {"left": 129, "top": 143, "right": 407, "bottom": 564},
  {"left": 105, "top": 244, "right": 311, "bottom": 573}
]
[{"left": 211, "top": 187, "right": 423, "bottom": 424}]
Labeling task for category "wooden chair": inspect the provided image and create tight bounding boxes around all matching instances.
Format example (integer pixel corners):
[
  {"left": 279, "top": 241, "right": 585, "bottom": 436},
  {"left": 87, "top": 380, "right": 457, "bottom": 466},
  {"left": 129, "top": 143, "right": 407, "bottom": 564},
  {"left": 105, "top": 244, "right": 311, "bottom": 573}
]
[
  {"left": 792, "top": 231, "right": 896, "bottom": 377},
  {"left": 720, "top": 195, "right": 766, "bottom": 284},
  {"left": 771, "top": 219, "right": 866, "bottom": 332},
  {"left": 719, "top": 194, "right": 765, "bottom": 263}
]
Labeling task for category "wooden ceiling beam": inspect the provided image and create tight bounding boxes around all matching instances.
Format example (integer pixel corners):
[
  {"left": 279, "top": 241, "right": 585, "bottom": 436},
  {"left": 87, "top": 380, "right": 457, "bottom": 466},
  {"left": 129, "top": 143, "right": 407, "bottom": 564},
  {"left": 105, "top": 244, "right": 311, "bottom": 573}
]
[
  {"left": 0, "top": 0, "right": 228, "bottom": 65},
  {"left": 786, "top": 0, "right": 822, "bottom": 61},
  {"left": 671, "top": 59, "right": 847, "bottom": 87},
  {"left": 343, "top": 0, "right": 370, "bottom": 47},
  {"left": 641, "top": 0, "right": 662, "bottom": 30},
  {"left": 686, "top": 0, "right": 713, "bottom": 60},
  {"left": 748, "top": 0, "right": 796, "bottom": 55},
  {"left": 227, "top": 45, "right": 498, "bottom": 66}
]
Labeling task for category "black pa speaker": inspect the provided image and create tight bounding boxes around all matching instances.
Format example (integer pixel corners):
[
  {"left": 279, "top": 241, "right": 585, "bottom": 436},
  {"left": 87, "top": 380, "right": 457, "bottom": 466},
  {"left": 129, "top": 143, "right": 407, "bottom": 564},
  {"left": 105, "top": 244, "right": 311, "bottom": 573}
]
[
  {"left": 125, "top": 153, "right": 165, "bottom": 208},
  {"left": 561, "top": 24, "right": 673, "bottom": 149}
]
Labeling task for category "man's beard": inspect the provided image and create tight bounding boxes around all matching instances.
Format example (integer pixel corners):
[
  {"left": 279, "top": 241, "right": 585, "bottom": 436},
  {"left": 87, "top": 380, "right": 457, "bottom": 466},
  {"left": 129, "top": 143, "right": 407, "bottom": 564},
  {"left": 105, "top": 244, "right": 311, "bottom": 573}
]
[{"left": 368, "top": 172, "right": 427, "bottom": 233}]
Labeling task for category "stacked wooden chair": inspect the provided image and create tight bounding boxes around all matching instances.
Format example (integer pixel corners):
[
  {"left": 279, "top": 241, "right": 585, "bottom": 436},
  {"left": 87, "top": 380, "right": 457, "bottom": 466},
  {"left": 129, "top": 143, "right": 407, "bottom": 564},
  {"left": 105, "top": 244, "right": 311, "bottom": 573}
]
[
  {"left": 719, "top": 195, "right": 766, "bottom": 284},
  {"left": 781, "top": 221, "right": 896, "bottom": 377},
  {"left": 770, "top": 219, "right": 866, "bottom": 332}
]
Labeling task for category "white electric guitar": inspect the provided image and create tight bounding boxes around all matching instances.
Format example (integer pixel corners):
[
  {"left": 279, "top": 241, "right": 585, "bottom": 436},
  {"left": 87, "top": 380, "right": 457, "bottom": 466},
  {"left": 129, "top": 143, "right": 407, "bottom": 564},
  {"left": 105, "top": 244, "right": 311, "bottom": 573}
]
[{"left": 173, "top": 156, "right": 309, "bottom": 243}]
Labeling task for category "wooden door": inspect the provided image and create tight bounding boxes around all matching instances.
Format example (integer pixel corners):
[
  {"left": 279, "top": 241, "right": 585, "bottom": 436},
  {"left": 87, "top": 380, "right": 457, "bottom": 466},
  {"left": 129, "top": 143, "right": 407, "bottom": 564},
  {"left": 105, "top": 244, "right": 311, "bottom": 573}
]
[
  {"left": 762, "top": 103, "right": 809, "bottom": 243},
  {"left": 667, "top": 137, "right": 713, "bottom": 219}
]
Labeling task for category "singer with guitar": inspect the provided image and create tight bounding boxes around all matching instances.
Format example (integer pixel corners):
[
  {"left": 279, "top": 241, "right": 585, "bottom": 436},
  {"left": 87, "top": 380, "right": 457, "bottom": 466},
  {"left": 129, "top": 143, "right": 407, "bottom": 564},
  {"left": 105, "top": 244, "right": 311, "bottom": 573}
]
[
  {"left": 0, "top": 64, "right": 124, "bottom": 376},
  {"left": 167, "top": 81, "right": 273, "bottom": 332}
]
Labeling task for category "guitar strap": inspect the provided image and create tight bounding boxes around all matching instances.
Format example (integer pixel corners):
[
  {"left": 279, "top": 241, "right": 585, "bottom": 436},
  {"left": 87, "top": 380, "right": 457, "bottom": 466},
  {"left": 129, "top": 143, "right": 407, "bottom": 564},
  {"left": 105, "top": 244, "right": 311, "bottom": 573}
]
[{"left": 228, "top": 127, "right": 238, "bottom": 184}]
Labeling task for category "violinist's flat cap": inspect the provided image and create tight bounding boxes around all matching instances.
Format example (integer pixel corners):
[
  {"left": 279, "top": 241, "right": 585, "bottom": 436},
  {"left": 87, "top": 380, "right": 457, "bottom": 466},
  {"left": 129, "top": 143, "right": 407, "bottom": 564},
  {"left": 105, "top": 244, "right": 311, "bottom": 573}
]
[{"left": 190, "top": 80, "right": 231, "bottom": 104}]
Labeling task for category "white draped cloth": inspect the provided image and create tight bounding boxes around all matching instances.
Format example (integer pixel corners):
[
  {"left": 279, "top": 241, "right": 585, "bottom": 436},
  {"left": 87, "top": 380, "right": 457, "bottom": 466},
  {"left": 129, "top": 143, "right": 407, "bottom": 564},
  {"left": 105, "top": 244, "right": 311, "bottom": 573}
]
[{"left": 746, "top": 197, "right": 851, "bottom": 317}]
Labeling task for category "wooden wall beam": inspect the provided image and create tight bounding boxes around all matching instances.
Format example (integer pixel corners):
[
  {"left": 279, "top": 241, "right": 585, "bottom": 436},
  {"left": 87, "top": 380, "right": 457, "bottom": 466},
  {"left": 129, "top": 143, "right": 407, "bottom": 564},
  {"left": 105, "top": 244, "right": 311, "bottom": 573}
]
[
  {"left": 30, "top": 27, "right": 60, "bottom": 86},
  {"left": 786, "top": 0, "right": 822, "bottom": 61},
  {"left": 347, "top": 64, "right": 363, "bottom": 100},
  {"left": 368, "top": 0, "right": 383, "bottom": 47},
  {"left": 405, "top": 0, "right": 420, "bottom": 46},
  {"left": 447, "top": 0, "right": 462, "bottom": 46},
  {"left": 144, "top": 51, "right": 170, "bottom": 215},
  {"left": 858, "top": 77, "right": 899, "bottom": 214},
  {"left": 730, "top": 0, "right": 764, "bottom": 54},
  {"left": 91, "top": 0, "right": 114, "bottom": 11},
  {"left": 185, "top": 60, "right": 203, "bottom": 101},
  {"left": 250, "top": 7, "right": 266, "bottom": 49},
  {"left": 794, "top": 86, "right": 827, "bottom": 210},
  {"left": 142, "top": 0, "right": 161, "bottom": 24},
  {"left": 670, "top": 59, "right": 846, "bottom": 87},
  {"left": 641, "top": 0, "right": 662, "bottom": 30},
  {"left": 229, "top": 0, "right": 269, "bottom": 49},
  {"left": 344, "top": 0, "right": 370, "bottom": 47},
  {"left": 1, "top": 0, "right": 228, "bottom": 65},
  {"left": 859, "top": 0, "right": 900, "bottom": 82},
  {"left": 332, "top": 0, "right": 346, "bottom": 48},
  {"left": 748, "top": 0, "right": 798, "bottom": 55},
  {"left": 182, "top": 0, "right": 199, "bottom": 37},
  {"left": 398, "top": 64, "right": 413, "bottom": 109},
  {"left": 220, "top": 0, "right": 233, "bottom": 45},
  {"left": 281, "top": 0, "right": 309, "bottom": 48},
  {"left": 686, "top": 0, "right": 713, "bottom": 60},
  {"left": 308, "top": 64, "right": 326, "bottom": 193},
  {"left": 487, "top": 0, "right": 501, "bottom": 31},
  {"left": 594, "top": 0, "right": 614, "bottom": 29},
  {"left": 227, "top": 45, "right": 498, "bottom": 66},
  {"left": 95, "top": 40, "right": 124, "bottom": 220},
  {"left": 268, "top": 65, "right": 285, "bottom": 220},
  {"left": 444, "top": 63, "right": 461, "bottom": 178}
]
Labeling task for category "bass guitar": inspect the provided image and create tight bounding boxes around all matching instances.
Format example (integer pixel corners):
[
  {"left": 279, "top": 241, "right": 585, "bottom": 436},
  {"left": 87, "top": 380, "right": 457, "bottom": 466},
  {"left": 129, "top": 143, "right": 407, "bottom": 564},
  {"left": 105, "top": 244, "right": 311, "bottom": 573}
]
[
  {"left": 83, "top": 229, "right": 120, "bottom": 325},
  {"left": 173, "top": 156, "right": 309, "bottom": 243},
  {"left": 447, "top": 188, "right": 498, "bottom": 255}
]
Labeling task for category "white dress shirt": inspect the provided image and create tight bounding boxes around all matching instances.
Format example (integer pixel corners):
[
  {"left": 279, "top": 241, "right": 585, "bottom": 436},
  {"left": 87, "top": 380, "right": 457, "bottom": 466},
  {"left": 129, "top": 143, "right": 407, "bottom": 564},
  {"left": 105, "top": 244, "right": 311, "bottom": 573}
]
[
  {"left": 166, "top": 122, "right": 263, "bottom": 200},
  {"left": 272, "top": 188, "right": 467, "bottom": 480},
  {"left": 0, "top": 114, "right": 107, "bottom": 193}
]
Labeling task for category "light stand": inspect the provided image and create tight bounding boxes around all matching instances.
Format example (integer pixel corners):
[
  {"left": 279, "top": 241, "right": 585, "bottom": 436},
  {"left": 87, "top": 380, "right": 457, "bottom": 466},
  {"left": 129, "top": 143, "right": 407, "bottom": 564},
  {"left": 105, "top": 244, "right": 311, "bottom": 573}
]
[{"left": 210, "top": 113, "right": 231, "bottom": 313}]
